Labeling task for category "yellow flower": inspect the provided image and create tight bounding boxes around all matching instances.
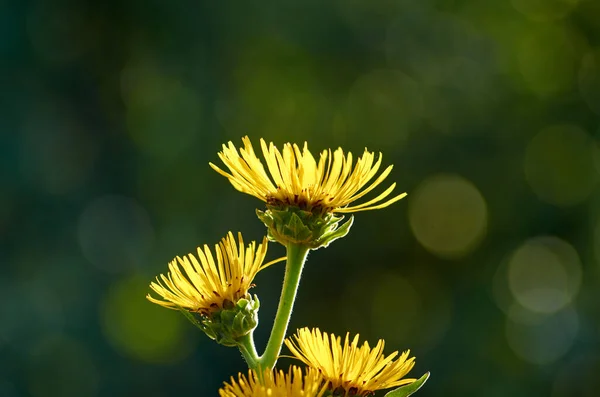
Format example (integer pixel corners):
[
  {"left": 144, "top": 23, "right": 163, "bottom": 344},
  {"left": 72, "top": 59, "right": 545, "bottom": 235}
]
[
  {"left": 285, "top": 328, "right": 416, "bottom": 397},
  {"left": 219, "top": 366, "right": 327, "bottom": 397},
  {"left": 146, "top": 232, "right": 271, "bottom": 315},
  {"left": 210, "top": 137, "right": 407, "bottom": 214}
]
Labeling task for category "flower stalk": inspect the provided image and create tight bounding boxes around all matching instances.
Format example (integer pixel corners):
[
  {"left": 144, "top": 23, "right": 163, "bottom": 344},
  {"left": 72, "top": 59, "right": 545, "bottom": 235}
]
[
  {"left": 258, "top": 243, "right": 310, "bottom": 370},
  {"left": 236, "top": 332, "right": 259, "bottom": 370}
]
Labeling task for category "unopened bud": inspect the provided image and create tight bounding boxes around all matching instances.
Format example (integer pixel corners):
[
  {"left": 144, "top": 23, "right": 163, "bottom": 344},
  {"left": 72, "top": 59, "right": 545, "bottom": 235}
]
[{"left": 200, "top": 294, "right": 260, "bottom": 347}]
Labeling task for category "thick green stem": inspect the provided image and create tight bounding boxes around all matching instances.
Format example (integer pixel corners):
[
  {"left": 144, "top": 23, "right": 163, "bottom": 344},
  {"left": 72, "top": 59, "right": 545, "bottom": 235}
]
[
  {"left": 258, "top": 243, "right": 310, "bottom": 370},
  {"left": 237, "top": 332, "right": 260, "bottom": 370}
]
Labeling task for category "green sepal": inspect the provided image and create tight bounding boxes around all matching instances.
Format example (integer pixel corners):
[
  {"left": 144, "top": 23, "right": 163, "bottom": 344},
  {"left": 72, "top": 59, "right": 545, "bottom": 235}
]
[
  {"left": 256, "top": 206, "right": 354, "bottom": 249},
  {"left": 318, "top": 215, "right": 354, "bottom": 248},
  {"left": 285, "top": 212, "right": 313, "bottom": 242},
  {"left": 256, "top": 208, "right": 275, "bottom": 229},
  {"left": 384, "top": 372, "right": 430, "bottom": 397},
  {"left": 176, "top": 305, "right": 213, "bottom": 335}
]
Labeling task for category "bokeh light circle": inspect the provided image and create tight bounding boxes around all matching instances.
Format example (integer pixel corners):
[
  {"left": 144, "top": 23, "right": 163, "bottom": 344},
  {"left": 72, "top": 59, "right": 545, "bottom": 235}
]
[
  {"left": 507, "top": 236, "right": 581, "bottom": 314},
  {"left": 78, "top": 195, "right": 154, "bottom": 274},
  {"left": 524, "top": 124, "right": 598, "bottom": 206},
  {"left": 101, "top": 276, "right": 195, "bottom": 363},
  {"left": 505, "top": 305, "right": 578, "bottom": 365},
  {"left": 409, "top": 174, "right": 488, "bottom": 258},
  {"left": 27, "top": 336, "right": 98, "bottom": 397}
]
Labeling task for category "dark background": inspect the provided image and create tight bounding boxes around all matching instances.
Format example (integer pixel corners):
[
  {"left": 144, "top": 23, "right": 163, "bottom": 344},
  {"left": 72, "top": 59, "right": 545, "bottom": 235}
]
[{"left": 2, "top": 0, "right": 600, "bottom": 396}]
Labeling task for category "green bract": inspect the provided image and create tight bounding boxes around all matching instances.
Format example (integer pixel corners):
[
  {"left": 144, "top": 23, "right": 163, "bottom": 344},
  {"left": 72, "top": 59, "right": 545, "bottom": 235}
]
[
  {"left": 384, "top": 372, "right": 430, "bottom": 397},
  {"left": 257, "top": 206, "right": 354, "bottom": 249},
  {"left": 178, "top": 295, "right": 260, "bottom": 347}
]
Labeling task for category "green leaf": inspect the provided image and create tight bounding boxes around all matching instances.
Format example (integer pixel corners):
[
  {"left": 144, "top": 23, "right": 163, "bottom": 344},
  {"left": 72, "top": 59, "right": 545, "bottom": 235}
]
[{"left": 384, "top": 372, "right": 430, "bottom": 397}]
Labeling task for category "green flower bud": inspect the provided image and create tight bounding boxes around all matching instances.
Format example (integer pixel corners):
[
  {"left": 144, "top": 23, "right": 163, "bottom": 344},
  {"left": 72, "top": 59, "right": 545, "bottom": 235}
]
[{"left": 177, "top": 294, "right": 260, "bottom": 347}]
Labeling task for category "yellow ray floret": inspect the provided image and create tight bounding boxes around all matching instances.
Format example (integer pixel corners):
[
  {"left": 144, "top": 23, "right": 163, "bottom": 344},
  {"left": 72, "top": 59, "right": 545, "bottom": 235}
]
[
  {"left": 285, "top": 327, "right": 416, "bottom": 396},
  {"left": 147, "top": 232, "right": 275, "bottom": 315},
  {"left": 210, "top": 136, "right": 407, "bottom": 213},
  {"left": 219, "top": 366, "right": 327, "bottom": 397}
]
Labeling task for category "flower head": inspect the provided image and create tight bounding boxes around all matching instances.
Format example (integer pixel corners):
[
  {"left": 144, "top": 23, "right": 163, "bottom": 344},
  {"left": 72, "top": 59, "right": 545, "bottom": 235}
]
[
  {"left": 210, "top": 137, "right": 406, "bottom": 214},
  {"left": 285, "top": 328, "right": 416, "bottom": 397},
  {"left": 147, "top": 231, "right": 269, "bottom": 316},
  {"left": 219, "top": 366, "right": 327, "bottom": 397}
]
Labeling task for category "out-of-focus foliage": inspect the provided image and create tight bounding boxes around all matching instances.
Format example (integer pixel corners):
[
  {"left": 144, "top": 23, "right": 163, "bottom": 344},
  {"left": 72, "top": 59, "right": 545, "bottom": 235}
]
[{"left": 2, "top": 0, "right": 600, "bottom": 396}]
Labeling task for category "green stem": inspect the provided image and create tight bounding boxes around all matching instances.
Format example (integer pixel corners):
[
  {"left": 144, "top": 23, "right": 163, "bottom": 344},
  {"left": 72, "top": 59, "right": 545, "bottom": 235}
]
[
  {"left": 237, "top": 332, "right": 260, "bottom": 370},
  {"left": 258, "top": 243, "right": 310, "bottom": 370}
]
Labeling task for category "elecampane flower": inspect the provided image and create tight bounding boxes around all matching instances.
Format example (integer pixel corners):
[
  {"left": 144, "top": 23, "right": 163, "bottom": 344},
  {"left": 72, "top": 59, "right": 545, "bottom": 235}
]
[
  {"left": 147, "top": 232, "right": 270, "bottom": 315},
  {"left": 219, "top": 366, "right": 327, "bottom": 397},
  {"left": 285, "top": 327, "right": 416, "bottom": 397},
  {"left": 210, "top": 136, "right": 407, "bottom": 214}
]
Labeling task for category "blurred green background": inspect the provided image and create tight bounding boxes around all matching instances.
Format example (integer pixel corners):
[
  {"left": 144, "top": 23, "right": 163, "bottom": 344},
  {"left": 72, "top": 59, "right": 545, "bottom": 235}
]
[{"left": 2, "top": 0, "right": 600, "bottom": 395}]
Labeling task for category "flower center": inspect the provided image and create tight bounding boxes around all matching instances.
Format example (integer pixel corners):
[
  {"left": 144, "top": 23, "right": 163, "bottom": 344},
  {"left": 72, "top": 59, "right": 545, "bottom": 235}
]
[
  {"left": 266, "top": 192, "right": 334, "bottom": 215},
  {"left": 330, "top": 384, "right": 372, "bottom": 397}
]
